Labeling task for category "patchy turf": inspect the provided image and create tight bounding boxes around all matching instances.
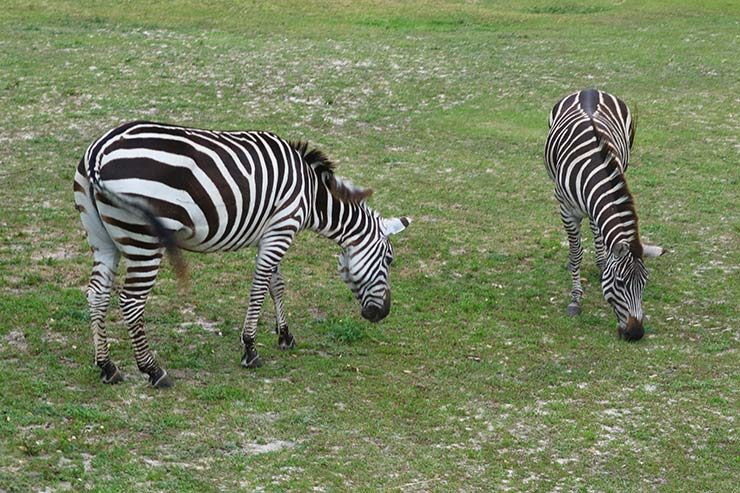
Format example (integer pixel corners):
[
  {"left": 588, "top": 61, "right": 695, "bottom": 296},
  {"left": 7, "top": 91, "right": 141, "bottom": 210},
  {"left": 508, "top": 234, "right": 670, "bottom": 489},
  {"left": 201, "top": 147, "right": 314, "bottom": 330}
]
[{"left": 0, "top": 1, "right": 738, "bottom": 491}]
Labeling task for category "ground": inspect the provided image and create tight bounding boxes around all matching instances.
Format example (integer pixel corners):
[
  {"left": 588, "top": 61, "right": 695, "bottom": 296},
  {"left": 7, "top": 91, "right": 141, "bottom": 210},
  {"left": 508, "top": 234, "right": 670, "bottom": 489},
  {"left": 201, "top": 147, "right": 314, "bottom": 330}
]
[{"left": 0, "top": 1, "right": 738, "bottom": 492}]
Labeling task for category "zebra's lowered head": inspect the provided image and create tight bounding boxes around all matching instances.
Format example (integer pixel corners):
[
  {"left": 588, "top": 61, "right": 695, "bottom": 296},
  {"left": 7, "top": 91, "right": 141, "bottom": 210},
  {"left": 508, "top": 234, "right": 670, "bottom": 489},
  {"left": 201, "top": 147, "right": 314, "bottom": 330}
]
[
  {"left": 338, "top": 214, "right": 410, "bottom": 322},
  {"left": 296, "top": 142, "right": 412, "bottom": 324},
  {"left": 601, "top": 241, "right": 664, "bottom": 341}
]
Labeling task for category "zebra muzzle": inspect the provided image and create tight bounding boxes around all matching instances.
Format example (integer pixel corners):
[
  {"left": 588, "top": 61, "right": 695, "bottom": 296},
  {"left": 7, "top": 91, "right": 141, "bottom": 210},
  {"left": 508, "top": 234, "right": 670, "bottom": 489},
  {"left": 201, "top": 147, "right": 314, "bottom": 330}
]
[
  {"left": 361, "top": 291, "right": 391, "bottom": 323},
  {"left": 619, "top": 316, "right": 644, "bottom": 341}
]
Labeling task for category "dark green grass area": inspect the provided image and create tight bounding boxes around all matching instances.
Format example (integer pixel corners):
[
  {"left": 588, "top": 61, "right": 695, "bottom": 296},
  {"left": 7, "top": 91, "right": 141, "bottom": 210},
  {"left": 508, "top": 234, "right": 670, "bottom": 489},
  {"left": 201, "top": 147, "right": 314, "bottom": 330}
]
[{"left": 1, "top": 1, "right": 738, "bottom": 491}]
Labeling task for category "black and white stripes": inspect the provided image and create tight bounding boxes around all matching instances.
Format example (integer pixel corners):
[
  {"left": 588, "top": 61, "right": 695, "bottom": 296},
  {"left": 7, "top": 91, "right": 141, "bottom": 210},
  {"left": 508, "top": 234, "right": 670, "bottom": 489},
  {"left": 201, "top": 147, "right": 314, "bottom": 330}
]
[
  {"left": 74, "top": 121, "right": 409, "bottom": 386},
  {"left": 544, "top": 90, "right": 663, "bottom": 340}
]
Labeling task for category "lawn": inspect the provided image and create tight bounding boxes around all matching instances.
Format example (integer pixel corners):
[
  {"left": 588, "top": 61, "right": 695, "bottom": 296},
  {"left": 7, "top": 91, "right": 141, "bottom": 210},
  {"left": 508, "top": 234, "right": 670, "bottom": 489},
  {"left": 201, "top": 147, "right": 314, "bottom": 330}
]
[{"left": 0, "top": 1, "right": 737, "bottom": 491}]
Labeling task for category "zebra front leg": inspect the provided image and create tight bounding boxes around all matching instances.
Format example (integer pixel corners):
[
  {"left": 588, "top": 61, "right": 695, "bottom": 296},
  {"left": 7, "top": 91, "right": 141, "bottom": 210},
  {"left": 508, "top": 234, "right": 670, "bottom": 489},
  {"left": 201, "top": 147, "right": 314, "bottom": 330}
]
[
  {"left": 120, "top": 256, "right": 173, "bottom": 388},
  {"left": 88, "top": 248, "right": 124, "bottom": 384},
  {"left": 561, "top": 208, "right": 584, "bottom": 316},
  {"left": 589, "top": 220, "right": 607, "bottom": 273},
  {"left": 269, "top": 266, "right": 295, "bottom": 350},
  {"left": 240, "top": 266, "right": 270, "bottom": 368},
  {"left": 241, "top": 237, "right": 292, "bottom": 368}
]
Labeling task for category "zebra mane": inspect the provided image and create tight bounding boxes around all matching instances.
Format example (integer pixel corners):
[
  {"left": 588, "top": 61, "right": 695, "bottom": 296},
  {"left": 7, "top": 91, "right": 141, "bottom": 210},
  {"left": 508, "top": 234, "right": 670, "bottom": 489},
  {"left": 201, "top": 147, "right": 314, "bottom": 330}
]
[
  {"left": 290, "top": 141, "right": 374, "bottom": 204},
  {"left": 591, "top": 119, "right": 624, "bottom": 170},
  {"left": 590, "top": 120, "right": 643, "bottom": 258}
]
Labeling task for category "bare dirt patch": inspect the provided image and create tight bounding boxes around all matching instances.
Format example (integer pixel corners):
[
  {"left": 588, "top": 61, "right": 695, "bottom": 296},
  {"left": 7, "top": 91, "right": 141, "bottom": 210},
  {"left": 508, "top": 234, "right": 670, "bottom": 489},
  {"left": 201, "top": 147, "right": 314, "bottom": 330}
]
[{"left": 2, "top": 329, "right": 28, "bottom": 353}]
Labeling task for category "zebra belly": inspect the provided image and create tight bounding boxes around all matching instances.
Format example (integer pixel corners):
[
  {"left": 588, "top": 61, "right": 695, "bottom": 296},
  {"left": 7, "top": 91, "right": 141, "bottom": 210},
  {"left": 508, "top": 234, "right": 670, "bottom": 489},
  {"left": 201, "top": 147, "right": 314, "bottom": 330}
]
[
  {"left": 176, "top": 210, "right": 273, "bottom": 254},
  {"left": 100, "top": 165, "right": 281, "bottom": 254},
  {"left": 162, "top": 194, "right": 278, "bottom": 254},
  {"left": 554, "top": 186, "right": 586, "bottom": 219},
  {"left": 100, "top": 185, "right": 277, "bottom": 255}
]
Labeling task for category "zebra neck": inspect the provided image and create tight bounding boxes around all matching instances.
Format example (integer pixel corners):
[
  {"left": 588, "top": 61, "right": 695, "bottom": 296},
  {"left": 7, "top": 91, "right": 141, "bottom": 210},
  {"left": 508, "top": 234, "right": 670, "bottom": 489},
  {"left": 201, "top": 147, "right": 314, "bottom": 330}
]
[
  {"left": 310, "top": 192, "right": 374, "bottom": 248},
  {"left": 589, "top": 174, "right": 642, "bottom": 256}
]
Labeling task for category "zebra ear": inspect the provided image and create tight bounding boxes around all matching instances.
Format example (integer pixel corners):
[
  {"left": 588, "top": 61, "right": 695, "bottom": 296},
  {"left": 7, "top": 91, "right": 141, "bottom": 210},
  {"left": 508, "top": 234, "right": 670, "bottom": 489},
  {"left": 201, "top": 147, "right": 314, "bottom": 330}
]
[
  {"left": 611, "top": 241, "right": 630, "bottom": 259},
  {"left": 642, "top": 243, "right": 664, "bottom": 258},
  {"left": 382, "top": 217, "right": 411, "bottom": 236}
]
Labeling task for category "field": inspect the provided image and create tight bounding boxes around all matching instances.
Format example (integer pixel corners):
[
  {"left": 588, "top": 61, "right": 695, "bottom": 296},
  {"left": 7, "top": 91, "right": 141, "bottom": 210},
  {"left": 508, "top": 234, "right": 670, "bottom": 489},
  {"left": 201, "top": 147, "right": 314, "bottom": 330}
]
[{"left": 0, "top": 1, "right": 738, "bottom": 491}]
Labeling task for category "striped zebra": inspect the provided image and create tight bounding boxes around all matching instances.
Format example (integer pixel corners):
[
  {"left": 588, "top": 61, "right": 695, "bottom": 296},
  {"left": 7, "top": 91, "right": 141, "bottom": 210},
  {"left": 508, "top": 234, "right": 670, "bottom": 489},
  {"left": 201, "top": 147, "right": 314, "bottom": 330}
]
[
  {"left": 74, "top": 121, "right": 410, "bottom": 387},
  {"left": 544, "top": 89, "right": 663, "bottom": 340}
]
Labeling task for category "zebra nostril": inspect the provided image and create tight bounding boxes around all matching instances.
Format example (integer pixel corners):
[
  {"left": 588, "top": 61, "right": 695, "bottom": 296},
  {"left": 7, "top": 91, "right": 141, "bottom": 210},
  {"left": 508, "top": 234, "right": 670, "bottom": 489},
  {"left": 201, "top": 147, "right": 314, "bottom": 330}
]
[
  {"left": 361, "top": 302, "right": 389, "bottom": 323},
  {"left": 361, "top": 305, "right": 381, "bottom": 322},
  {"left": 621, "top": 316, "right": 644, "bottom": 341}
]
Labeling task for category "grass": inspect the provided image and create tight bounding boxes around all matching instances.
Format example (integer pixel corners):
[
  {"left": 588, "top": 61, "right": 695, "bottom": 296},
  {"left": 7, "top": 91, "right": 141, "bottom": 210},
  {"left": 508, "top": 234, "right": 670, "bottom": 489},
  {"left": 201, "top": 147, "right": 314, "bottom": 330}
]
[{"left": 1, "top": 0, "right": 738, "bottom": 491}]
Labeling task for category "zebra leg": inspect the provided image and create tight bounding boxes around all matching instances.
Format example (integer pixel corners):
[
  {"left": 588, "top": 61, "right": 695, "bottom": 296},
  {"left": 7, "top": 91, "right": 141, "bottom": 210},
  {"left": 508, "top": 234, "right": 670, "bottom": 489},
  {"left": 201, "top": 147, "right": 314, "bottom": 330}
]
[
  {"left": 240, "top": 267, "right": 269, "bottom": 368},
  {"left": 589, "top": 220, "right": 607, "bottom": 273},
  {"left": 75, "top": 173, "right": 124, "bottom": 384},
  {"left": 119, "top": 255, "right": 173, "bottom": 388},
  {"left": 269, "top": 266, "right": 295, "bottom": 350},
  {"left": 88, "top": 247, "right": 124, "bottom": 384},
  {"left": 241, "top": 236, "right": 292, "bottom": 368},
  {"left": 561, "top": 208, "right": 584, "bottom": 316}
]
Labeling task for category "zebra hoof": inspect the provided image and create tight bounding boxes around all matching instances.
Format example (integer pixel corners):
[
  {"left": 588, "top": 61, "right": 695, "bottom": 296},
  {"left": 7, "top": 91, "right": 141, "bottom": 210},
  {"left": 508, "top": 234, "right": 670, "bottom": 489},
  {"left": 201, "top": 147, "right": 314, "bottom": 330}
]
[
  {"left": 100, "top": 362, "right": 124, "bottom": 384},
  {"left": 566, "top": 303, "right": 582, "bottom": 316},
  {"left": 149, "top": 368, "right": 174, "bottom": 389},
  {"left": 241, "top": 348, "right": 263, "bottom": 369},
  {"left": 278, "top": 333, "right": 296, "bottom": 350}
]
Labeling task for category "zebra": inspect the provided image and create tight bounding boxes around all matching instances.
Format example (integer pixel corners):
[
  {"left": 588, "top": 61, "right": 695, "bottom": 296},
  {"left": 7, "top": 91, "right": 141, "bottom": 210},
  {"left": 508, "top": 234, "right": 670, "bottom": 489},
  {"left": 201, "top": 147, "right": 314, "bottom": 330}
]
[
  {"left": 73, "top": 121, "right": 410, "bottom": 387},
  {"left": 544, "top": 89, "right": 663, "bottom": 340}
]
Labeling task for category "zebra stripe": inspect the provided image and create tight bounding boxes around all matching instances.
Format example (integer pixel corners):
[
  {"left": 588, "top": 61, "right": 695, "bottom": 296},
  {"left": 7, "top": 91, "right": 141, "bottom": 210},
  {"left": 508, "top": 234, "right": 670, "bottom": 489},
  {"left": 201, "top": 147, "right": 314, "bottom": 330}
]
[
  {"left": 74, "top": 121, "right": 410, "bottom": 386},
  {"left": 544, "top": 90, "right": 662, "bottom": 340}
]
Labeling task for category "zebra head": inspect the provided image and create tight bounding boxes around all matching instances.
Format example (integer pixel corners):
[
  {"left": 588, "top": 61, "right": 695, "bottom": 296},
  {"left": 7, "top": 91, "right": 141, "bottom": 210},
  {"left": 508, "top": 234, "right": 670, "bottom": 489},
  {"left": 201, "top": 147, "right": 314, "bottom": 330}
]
[
  {"left": 601, "top": 241, "right": 663, "bottom": 341},
  {"left": 338, "top": 215, "right": 410, "bottom": 323}
]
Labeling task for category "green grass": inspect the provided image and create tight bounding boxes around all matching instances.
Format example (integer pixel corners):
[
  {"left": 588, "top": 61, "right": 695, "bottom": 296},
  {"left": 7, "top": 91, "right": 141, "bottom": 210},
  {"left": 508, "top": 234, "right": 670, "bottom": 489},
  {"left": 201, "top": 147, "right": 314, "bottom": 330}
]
[{"left": 1, "top": 1, "right": 738, "bottom": 491}]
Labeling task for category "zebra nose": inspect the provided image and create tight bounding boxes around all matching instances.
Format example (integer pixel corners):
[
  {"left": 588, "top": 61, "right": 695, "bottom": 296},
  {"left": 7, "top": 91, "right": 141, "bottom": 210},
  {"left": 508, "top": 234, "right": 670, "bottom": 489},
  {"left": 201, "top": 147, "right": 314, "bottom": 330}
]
[
  {"left": 361, "top": 305, "right": 384, "bottom": 322},
  {"left": 361, "top": 291, "right": 391, "bottom": 323},
  {"left": 620, "top": 316, "right": 644, "bottom": 341}
]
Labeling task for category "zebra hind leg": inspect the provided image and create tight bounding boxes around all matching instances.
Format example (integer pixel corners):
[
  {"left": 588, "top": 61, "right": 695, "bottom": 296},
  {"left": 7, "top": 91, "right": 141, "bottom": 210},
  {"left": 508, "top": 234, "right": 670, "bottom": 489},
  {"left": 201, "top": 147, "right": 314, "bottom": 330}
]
[
  {"left": 119, "top": 254, "right": 173, "bottom": 388},
  {"left": 88, "top": 247, "right": 124, "bottom": 384},
  {"left": 269, "top": 266, "right": 295, "bottom": 350},
  {"left": 75, "top": 175, "right": 124, "bottom": 384}
]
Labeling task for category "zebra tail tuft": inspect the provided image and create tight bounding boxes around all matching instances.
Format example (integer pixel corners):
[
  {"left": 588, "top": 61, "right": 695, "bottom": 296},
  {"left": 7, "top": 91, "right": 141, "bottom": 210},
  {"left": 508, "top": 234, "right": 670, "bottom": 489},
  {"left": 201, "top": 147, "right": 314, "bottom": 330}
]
[{"left": 138, "top": 205, "right": 190, "bottom": 286}]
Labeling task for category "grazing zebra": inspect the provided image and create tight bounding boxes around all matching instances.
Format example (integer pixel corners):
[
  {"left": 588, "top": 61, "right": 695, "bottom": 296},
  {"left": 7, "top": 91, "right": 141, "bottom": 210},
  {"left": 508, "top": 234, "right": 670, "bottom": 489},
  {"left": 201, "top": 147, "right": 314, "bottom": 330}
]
[
  {"left": 544, "top": 89, "right": 663, "bottom": 340},
  {"left": 74, "top": 121, "right": 410, "bottom": 387}
]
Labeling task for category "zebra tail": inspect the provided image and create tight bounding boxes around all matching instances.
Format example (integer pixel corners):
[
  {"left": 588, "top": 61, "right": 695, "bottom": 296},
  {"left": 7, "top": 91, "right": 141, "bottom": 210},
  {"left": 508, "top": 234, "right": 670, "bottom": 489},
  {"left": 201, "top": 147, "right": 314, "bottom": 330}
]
[{"left": 88, "top": 170, "right": 189, "bottom": 284}]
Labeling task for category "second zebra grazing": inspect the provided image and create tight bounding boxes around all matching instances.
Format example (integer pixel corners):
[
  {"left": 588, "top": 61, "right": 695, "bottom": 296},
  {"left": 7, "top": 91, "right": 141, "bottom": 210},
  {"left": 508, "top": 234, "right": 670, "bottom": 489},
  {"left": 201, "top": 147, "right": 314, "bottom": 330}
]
[
  {"left": 545, "top": 89, "right": 663, "bottom": 341},
  {"left": 74, "top": 121, "right": 410, "bottom": 387}
]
